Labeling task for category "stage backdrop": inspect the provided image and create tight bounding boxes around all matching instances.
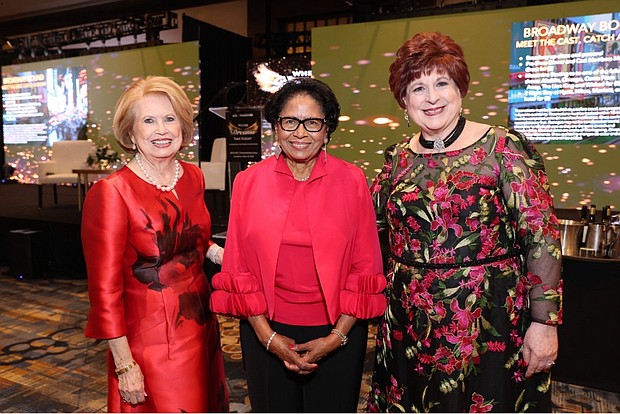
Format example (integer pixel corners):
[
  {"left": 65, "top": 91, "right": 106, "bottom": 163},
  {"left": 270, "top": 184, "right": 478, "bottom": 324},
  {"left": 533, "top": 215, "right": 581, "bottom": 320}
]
[
  {"left": 2, "top": 41, "right": 200, "bottom": 183},
  {"left": 312, "top": 0, "right": 619, "bottom": 209}
]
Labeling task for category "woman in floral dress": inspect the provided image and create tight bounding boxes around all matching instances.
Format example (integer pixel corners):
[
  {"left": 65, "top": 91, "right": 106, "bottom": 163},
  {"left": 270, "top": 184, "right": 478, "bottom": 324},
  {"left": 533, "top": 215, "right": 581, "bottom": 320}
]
[{"left": 368, "top": 32, "right": 563, "bottom": 412}]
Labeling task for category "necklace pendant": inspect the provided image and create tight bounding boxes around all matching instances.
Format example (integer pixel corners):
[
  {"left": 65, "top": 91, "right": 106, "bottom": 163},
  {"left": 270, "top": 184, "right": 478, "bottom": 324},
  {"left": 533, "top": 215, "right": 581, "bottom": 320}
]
[
  {"left": 433, "top": 139, "right": 445, "bottom": 152},
  {"left": 418, "top": 116, "right": 466, "bottom": 151}
]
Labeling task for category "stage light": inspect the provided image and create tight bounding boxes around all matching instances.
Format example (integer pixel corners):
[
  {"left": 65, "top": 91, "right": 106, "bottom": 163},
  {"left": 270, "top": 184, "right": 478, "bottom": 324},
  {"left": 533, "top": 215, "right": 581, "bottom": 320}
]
[
  {"left": 1, "top": 39, "right": 14, "bottom": 52},
  {"left": 2, "top": 11, "right": 178, "bottom": 63}
]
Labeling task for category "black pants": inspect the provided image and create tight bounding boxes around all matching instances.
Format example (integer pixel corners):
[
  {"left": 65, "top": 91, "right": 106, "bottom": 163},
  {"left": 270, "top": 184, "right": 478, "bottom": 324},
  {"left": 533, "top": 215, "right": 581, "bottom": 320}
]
[{"left": 240, "top": 319, "right": 368, "bottom": 413}]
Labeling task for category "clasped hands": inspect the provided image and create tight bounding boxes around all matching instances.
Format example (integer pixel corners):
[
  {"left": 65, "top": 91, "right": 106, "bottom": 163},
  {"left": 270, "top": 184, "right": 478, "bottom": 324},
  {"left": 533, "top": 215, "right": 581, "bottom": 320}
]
[{"left": 268, "top": 332, "right": 341, "bottom": 375}]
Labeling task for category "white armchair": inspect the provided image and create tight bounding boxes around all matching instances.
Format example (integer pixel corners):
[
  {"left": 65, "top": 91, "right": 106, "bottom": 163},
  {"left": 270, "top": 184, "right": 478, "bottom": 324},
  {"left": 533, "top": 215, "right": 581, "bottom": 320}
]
[
  {"left": 37, "top": 140, "right": 95, "bottom": 208},
  {"left": 200, "top": 137, "right": 227, "bottom": 191},
  {"left": 199, "top": 137, "right": 228, "bottom": 221}
]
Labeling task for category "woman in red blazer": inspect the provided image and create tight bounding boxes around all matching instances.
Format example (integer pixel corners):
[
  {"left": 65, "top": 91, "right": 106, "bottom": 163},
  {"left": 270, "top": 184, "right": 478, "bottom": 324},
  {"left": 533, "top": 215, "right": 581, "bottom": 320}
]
[{"left": 210, "top": 78, "right": 386, "bottom": 412}]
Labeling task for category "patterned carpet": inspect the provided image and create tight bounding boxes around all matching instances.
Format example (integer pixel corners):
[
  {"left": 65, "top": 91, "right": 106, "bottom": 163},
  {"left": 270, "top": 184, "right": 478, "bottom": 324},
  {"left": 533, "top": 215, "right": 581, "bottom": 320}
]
[{"left": 0, "top": 271, "right": 618, "bottom": 413}]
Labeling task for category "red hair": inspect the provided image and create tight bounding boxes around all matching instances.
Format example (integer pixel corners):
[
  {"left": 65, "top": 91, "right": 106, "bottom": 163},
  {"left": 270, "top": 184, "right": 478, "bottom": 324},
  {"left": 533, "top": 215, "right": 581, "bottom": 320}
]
[{"left": 389, "top": 32, "right": 470, "bottom": 109}]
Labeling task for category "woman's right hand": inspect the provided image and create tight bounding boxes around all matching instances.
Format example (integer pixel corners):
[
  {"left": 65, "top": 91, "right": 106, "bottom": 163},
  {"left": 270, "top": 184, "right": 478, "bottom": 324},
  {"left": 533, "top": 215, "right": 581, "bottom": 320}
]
[
  {"left": 108, "top": 336, "right": 148, "bottom": 405},
  {"left": 118, "top": 363, "right": 147, "bottom": 405}
]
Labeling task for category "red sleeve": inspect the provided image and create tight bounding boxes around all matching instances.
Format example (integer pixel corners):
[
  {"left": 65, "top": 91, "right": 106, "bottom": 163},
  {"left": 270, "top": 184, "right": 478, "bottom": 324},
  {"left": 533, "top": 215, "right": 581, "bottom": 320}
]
[
  {"left": 339, "top": 166, "right": 387, "bottom": 318},
  {"left": 209, "top": 169, "right": 268, "bottom": 317},
  {"left": 340, "top": 272, "right": 387, "bottom": 319},
  {"left": 210, "top": 271, "right": 268, "bottom": 317},
  {"left": 82, "top": 178, "right": 129, "bottom": 339}
]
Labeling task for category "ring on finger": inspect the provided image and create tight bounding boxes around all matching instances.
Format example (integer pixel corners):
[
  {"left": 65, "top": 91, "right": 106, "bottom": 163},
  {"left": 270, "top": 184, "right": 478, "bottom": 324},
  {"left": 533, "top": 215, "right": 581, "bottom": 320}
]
[{"left": 546, "top": 361, "right": 555, "bottom": 366}]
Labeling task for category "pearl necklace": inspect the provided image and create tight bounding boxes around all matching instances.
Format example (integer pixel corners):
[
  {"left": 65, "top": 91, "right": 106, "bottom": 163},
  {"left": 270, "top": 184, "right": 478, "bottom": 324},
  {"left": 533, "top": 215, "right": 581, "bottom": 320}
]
[
  {"left": 295, "top": 175, "right": 310, "bottom": 182},
  {"left": 135, "top": 153, "right": 180, "bottom": 192}
]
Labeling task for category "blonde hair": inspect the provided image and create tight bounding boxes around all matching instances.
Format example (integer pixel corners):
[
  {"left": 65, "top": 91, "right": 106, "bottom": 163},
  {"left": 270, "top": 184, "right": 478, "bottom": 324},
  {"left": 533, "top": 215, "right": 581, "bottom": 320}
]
[{"left": 113, "top": 76, "right": 194, "bottom": 153}]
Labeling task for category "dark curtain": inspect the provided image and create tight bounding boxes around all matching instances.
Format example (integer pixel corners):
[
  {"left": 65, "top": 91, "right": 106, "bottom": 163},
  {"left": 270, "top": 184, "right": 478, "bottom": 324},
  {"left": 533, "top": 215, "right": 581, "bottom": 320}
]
[
  {"left": 182, "top": 15, "right": 252, "bottom": 162},
  {"left": 0, "top": 69, "right": 5, "bottom": 181}
]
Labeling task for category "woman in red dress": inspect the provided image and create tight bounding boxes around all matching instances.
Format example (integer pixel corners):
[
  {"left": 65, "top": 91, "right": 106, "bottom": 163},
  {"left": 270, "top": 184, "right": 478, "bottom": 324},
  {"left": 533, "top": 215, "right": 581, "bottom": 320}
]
[{"left": 82, "top": 76, "right": 228, "bottom": 412}]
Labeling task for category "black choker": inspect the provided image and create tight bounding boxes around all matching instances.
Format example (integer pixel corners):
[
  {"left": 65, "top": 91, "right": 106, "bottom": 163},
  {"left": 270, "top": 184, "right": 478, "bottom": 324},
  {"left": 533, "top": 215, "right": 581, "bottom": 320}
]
[{"left": 419, "top": 116, "right": 466, "bottom": 151}]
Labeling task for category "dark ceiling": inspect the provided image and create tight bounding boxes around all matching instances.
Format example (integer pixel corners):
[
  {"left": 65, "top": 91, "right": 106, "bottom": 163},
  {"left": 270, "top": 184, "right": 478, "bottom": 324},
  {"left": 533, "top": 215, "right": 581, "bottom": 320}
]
[
  {"left": 0, "top": 0, "right": 576, "bottom": 40},
  {"left": 0, "top": 0, "right": 232, "bottom": 38}
]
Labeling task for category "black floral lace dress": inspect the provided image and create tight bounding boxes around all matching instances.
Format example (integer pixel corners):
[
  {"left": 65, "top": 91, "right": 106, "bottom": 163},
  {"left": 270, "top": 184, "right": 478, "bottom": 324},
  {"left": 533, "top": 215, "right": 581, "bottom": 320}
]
[{"left": 368, "top": 127, "right": 563, "bottom": 413}]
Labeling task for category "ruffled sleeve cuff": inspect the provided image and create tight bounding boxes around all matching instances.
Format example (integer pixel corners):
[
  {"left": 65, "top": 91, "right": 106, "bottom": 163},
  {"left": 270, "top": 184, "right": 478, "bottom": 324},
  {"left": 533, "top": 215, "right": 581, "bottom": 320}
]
[
  {"left": 339, "top": 272, "right": 387, "bottom": 319},
  {"left": 210, "top": 271, "right": 268, "bottom": 318}
]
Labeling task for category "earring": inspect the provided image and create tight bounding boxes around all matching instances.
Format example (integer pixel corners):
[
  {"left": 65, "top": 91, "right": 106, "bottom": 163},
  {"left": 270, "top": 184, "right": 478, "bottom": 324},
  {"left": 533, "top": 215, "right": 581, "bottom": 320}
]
[
  {"left": 274, "top": 142, "right": 282, "bottom": 159},
  {"left": 404, "top": 111, "right": 410, "bottom": 127},
  {"left": 323, "top": 140, "right": 328, "bottom": 163}
]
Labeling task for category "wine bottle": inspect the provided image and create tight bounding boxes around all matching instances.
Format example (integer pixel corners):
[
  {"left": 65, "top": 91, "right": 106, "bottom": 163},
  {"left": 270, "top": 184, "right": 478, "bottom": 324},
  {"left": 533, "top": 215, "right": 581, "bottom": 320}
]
[
  {"left": 580, "top": 205, "right": 588, "bottom": 223},
  {"left": 581, "top": 204, "right": 595, "bottom": 247},
  {"left": 588, "top": 204, "right": 597, "bottom": 223},
  {"left": 601, "top": 205, "right": 611, "bottom": 224}
]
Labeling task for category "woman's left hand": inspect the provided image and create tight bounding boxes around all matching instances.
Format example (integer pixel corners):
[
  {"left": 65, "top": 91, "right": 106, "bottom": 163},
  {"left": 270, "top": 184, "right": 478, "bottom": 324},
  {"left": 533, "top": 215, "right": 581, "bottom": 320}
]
[
  {"left": 522, "top": 321, "right": 558, "bottom": 378},
  {"left": 293, "top": 334, "right": 341, "bottom": 365}
]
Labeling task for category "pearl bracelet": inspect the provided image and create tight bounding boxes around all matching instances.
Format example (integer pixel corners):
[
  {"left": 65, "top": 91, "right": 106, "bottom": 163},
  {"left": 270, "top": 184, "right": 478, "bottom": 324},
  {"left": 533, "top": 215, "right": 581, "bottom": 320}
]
[
  {"left": 115, "top": 360, "right": 137, "bottom": 376},
  {"left": 266, "top": 331, "right": 277, "bottom": 351},
  {"left": 331, "top": 328, "right": 348, "bottom": 346},
  {"left": 206, "top": 244, "right": 223, "bottom": 264}
]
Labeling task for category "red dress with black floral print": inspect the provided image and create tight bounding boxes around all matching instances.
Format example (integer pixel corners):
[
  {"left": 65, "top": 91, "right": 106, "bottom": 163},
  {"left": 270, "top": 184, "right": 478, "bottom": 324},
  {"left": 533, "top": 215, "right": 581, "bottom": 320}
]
[
  {"left": 368, "top": 127, "right": 562, "bottom": 413},
  {"left": 83, "top": 163, "right": 228, "bottom": 413}
]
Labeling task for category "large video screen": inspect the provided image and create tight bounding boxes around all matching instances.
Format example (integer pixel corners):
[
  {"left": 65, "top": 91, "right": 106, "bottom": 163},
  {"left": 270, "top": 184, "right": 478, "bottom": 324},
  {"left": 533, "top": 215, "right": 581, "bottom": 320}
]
[
  {"left": 508, "top": 13, "right": 620, "bottom": 143},
  {"left": 312, "top": 0, "right": 619, "bottom": 209},
  {"left": 2, "top": 41, "right": 200, "bottom": 183},
  {"left": 3, "top": 66, "right": 88, "bottom": 145}
]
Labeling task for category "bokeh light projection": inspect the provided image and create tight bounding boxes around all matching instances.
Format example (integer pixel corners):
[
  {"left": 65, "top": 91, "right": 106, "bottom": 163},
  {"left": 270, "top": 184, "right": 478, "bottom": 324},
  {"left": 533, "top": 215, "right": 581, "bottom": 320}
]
[
  {"left": 247, "top": 55, "right": 312, "bottom": 106},
  {"left": 312, "top": 0, "right": 618, "bottom": 209},
  {"left": 2, "top": 42, "right": 200, "bottom": 184}
]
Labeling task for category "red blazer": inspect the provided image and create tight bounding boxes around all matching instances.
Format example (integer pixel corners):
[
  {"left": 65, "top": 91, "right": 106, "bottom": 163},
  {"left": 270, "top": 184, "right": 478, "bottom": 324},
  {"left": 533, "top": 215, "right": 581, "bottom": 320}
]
[{"left": 210, "top": 154, "right": 386, "bottom": 324}]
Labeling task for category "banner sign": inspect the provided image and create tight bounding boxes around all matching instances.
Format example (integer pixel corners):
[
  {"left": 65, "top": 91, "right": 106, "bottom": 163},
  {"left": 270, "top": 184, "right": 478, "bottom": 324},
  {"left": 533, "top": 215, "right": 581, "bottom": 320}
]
[{"left": 225, "top": 108, "right": 262, "bottom": 162}]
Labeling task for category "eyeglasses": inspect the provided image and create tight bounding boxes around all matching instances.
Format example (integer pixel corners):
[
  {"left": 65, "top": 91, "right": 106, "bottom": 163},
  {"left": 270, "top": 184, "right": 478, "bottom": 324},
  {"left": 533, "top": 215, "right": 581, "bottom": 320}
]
[{"left": 278, "top": 117, "right": 326, "bottom": 132}]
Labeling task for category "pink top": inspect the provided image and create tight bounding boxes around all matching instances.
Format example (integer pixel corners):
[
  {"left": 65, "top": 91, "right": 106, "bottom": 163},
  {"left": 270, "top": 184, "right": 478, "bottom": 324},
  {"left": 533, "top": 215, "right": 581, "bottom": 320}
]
[
  {"left": 210, "top": 154, "right": 387, "bottom": 325},
  {"left": 273, "top": 181, "right": 330, "bottom": 326}
]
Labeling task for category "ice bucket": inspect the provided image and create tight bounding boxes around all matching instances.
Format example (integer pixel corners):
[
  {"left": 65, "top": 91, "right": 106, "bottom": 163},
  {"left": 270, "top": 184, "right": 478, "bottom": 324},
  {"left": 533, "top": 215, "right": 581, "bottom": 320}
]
[
  {"left": 585, "top": 223, "right": 612, "bottom": 258},
  {"left": 558, "top": 219, "right": 583, "bottom": 256},
  {"left": 605, "top": 224, "right": 620, "bottom": 258}
]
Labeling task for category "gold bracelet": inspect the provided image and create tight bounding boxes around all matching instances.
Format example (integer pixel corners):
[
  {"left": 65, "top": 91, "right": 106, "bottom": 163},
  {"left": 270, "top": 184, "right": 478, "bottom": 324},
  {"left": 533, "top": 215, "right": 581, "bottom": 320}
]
[
  {"left": 115, "top": 361, "right": 137, "bottom": 376},
  {"left": 331, "top": 328, "right": 348, "bottom": 346}
]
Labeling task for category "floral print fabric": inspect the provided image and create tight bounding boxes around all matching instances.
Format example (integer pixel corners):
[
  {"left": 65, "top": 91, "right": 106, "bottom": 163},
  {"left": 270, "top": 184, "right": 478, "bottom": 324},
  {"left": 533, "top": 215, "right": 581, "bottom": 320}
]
[{"left": 368, "top": 127, "right": 562, "bottom": 412}]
